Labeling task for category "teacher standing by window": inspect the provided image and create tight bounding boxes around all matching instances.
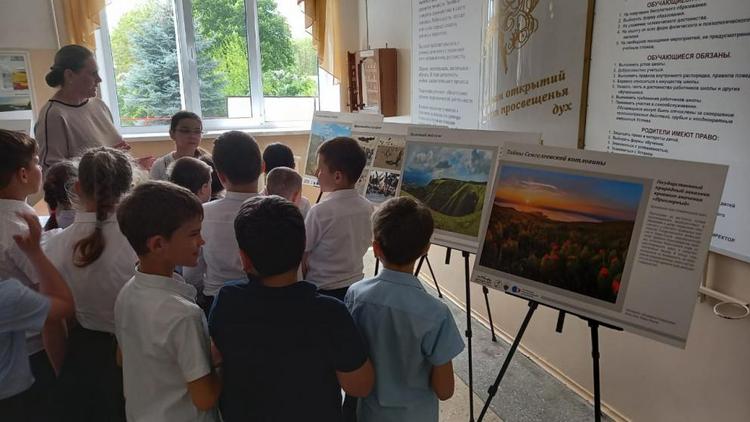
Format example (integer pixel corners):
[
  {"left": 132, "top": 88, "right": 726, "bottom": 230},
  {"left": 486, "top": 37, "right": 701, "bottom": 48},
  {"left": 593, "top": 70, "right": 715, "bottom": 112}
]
[{"left": 35, "top": 45, "right": 142, "bottom": 171}]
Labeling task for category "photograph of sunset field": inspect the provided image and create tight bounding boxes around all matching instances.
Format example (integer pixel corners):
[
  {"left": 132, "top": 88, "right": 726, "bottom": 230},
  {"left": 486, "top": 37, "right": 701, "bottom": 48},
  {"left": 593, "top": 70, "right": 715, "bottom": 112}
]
[{"left": 478, "top": 165, "right": 644, "bottom": 303}]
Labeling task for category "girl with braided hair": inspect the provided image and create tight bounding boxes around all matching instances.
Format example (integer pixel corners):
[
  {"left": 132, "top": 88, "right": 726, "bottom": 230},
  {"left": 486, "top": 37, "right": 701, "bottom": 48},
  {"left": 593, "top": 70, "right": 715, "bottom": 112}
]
[
  {"left": 42, "top": 146, "right": 138, "bottom": 421},
  {"left": 42, "top": 161, "right": 77, "bottom": 231}
]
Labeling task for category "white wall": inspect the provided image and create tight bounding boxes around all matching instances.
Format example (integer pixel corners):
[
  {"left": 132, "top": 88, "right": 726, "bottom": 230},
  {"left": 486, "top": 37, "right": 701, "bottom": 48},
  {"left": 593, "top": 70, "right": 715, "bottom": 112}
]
[
  {"left": 0, "top": 0, "right": 58, "bottom": 49},
  {"left": 357, "top": 1, "right": 750, "bottom": 420},
  {"left": 0, "top": 0, "right": 59, "bottom": 116},
  {"left": 357, "top": 0, "right": 411, "bottom": 116}
]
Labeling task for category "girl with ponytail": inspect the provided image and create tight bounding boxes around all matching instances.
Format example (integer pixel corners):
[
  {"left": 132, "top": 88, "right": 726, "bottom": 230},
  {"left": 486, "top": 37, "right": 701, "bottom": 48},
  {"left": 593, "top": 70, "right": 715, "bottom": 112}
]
[{"left": 42, "top": 146, "right": 137, "bottom": 421}]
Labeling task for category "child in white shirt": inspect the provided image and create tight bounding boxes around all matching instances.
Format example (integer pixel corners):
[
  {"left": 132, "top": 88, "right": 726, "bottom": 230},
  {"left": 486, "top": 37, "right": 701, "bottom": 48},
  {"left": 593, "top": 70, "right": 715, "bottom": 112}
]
[
  {"left": 43, "top": 146, "right": 138, "bottom": 421},
  {"left": 183, "top": 131, "right": 263, "bottom": 314},
  {"left": 115, "top": 181, "right": 221, "bottom": 422},
  {"left": 150, "top": 111, "right": 208, "bottom": 181},
  {"left": 0, "top": 129, "right": 63, "bottom": 420},
  {"left": 262, "top": 142, "right": 311, "bottom": 217},
  {"left": 304, "top": 137, "right": 374, "bottom": 302}
]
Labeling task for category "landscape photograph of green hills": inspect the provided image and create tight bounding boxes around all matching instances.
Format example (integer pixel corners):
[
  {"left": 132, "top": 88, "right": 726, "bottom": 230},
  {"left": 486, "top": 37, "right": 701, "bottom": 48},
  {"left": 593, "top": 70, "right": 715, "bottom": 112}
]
[
  {"left": 400, "top": 144, "right": 494, "bottom": 237},
  {"left": 478, "top": 164, "right": 644, "bottom": 304}
]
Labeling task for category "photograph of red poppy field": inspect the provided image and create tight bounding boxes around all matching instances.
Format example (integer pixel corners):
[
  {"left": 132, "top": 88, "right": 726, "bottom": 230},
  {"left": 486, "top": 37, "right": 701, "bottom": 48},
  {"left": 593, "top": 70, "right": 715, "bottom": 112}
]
[{"left": 478, "top": 165, "right": 644, "bottom": 304}]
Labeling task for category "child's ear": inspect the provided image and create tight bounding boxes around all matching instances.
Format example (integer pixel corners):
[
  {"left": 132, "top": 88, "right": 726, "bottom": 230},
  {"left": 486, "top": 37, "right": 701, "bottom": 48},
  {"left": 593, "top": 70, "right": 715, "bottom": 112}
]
[
  {"left": 145, "top": 235, "right": 166, "bottom": 255},
  {"left": 291, "top": 190, "right": 301, "bottom": 204},
  {"left": 16, "top": 166, "right": 28, "bottom": 184},
  {"left": 372, "top": 240, "right": 384, "bottom": 261},
  {"left": 216, "top": 171, "right": 228, "bottom": 186},
  {"left": 199, "top": 183, "right": 211, "bottom": 202},
  {"left": 239, "top": 250, "right": 255, "bottom": 273}
]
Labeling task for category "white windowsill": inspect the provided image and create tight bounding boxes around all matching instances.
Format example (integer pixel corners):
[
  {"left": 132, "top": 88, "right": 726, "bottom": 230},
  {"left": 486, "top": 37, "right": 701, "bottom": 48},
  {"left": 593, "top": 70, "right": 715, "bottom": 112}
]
[{"left": 123, "top": 122, "right": 312, "bottom": 142}]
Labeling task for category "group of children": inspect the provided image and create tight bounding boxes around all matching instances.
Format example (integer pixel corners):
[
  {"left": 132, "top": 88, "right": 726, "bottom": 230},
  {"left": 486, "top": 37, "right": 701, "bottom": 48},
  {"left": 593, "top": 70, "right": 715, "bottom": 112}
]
[{"left": 0, "top": 110, "right": 464, "bottom": 422}]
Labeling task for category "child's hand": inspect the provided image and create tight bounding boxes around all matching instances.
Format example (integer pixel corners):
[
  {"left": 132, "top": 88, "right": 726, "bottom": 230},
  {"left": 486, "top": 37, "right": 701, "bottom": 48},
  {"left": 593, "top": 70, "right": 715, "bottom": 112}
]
[
  {"left": 136, "top": 156, "right": 155, "bottom": 171},
  {"left": 12, "top": 212, "right": 43, "bottom": 257},
  {"left": 113, "top": 140, "right": 132, "bottom": 151}
]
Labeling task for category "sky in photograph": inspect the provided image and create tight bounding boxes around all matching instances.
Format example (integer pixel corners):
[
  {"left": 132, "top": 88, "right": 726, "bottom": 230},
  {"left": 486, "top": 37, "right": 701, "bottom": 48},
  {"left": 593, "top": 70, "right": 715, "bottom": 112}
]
[
  {"left": 495, "top": 165, "right": 643, "bottom": 222},
  {"left": 403, "top": 144, "right": 493, "bottom": 186},
  {"left": 311, "top": 121, "right": 351, "bottom": 140}
]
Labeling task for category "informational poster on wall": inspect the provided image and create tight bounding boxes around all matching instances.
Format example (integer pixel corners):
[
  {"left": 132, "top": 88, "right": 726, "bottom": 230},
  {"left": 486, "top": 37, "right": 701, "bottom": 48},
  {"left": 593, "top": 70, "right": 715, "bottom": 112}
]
[
  {"left": 411, "top": 0, "right": 483, "bottom": 129},
  {"left": 585, "top": 0, "right": 750, "bottom": 263},
  {"left": 473, "top": 142, "right": 728, "bottom": 347},
  {"left": 480, "top": 0, "right": 592, "bottom": 148},
  {"left": 0, "top": 52, "right": 34, "bottom": 117},
  {"left": 397, "top": 127, "right": 539, "bottom": 253},
  {"left": 351, "top": 122, "right": 408, "bottom": 204},
  {"left": 303, "top": 111, "right": 383, "bottom": 185}
]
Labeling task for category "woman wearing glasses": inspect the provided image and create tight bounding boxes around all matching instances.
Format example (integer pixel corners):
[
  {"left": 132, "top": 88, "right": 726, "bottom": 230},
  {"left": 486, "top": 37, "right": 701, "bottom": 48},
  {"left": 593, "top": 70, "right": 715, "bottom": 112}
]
[
  {"left": 149, "top": 111, "right": 209, "bottom": 181},
  {"left": 35, "top": 45, "right": 153, "bottom": 172}
]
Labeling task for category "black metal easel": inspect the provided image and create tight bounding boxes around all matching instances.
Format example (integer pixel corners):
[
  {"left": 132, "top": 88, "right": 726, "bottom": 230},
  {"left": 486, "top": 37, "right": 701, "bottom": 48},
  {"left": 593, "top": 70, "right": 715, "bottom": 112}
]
[
  {"left": 445, "top": 248, "right": 497, "bottom": 342},
  {"left": 415, "top": 255, "right": 442, "bottom": 297},
  {"left": 477, "top": 299, "right": 622, "bottom": 422}
]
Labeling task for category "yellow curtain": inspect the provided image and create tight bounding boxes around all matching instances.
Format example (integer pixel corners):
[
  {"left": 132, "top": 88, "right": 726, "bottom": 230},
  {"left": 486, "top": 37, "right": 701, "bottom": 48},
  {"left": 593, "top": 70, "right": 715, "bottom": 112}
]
[
  {"left": 61, "top": 0, "right": 106, "bottom": 50},
  {"left": 298, "top": 0, "right": 345, "bottom": 82}
]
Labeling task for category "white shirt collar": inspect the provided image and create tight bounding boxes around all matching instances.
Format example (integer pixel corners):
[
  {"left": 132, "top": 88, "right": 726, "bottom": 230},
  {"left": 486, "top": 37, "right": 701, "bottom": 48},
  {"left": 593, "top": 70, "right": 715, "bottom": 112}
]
[
  {"left": 320, "top": 189, "right": 359, "bottom": 202},
  {"left": 133, "top": 269, "right": 196, "bottom": 300},
  {"left": 0, "top": 198, "right": 35, "bottom": 213},
  {"left": 73, "top": 211, "right": 118, "bottom": 223},
  {"left": 224, "top": 191, "right": 258, "bottom": 201}
]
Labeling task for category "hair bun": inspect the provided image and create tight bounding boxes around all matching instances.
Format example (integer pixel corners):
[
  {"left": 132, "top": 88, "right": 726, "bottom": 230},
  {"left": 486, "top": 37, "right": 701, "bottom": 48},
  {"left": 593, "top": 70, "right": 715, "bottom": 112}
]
[{"left": 45, "top": 68, "right": 64, "bottom": 87}]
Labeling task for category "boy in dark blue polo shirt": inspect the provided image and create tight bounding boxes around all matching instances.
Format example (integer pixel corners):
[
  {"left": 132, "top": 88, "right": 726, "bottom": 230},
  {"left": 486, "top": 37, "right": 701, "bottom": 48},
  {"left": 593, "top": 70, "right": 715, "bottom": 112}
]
[{"left": 209, "top": 196, "right": 374, "bottom": 421}]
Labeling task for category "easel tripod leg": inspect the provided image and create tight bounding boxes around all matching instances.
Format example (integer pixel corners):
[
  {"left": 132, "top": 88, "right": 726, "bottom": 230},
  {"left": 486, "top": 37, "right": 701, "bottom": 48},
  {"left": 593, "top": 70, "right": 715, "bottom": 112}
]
[
  {"left": 477, "top": 301, "right": 538, "bottom": 422},
  {"left": 424, "top": 255, "right": 442, "bottom": 298},
  {"left": 414, "top": 255, "right": 426, "bottom": 276},
  {"left": 463, "top": 251, "right": 475, "bottom": 422},
  {"left": 589, "top": 320, "right": 602, "bottom": 422},
  {"left": 482, "top": 286, "right": 497, "bottom": 342}
]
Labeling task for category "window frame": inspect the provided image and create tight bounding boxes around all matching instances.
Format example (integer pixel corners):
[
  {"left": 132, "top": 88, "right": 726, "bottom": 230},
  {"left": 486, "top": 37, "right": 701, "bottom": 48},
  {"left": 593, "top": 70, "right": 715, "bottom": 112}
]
[{"left": 96, "top": 0, "right": 318, "bottom": 135}]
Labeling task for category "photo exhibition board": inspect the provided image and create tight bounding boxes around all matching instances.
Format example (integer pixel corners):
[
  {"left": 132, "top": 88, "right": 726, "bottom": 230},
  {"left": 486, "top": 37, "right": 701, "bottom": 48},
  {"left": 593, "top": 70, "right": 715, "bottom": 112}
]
[
  {"left": 585, "top": 0, "right": 750, "bottom": 263},
  {"left": 398, "top": 126, "right": 540, "bottom": 253},
  {"left": 480, "top": 0, "right": 591, "bottom": 148},
  {"left": 0, "top": 52, "right": 35, "bottom": 120},
  {"left": 303, "top": 111, "right": 383, "bottom": 186},
  {"left": 350, "top": 122, "right": 408, "bottom": 204},
  {"left": 472, "top": 142, "right": 728, "bottom": 347},
  {"left": 411, "top": 0, "right": 483, "bottom": 129}
]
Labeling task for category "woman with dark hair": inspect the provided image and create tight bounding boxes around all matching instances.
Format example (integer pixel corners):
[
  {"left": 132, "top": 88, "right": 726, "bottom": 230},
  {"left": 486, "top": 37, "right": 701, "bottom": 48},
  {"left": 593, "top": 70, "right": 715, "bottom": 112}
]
[{"left": 34, "top": 45, "right": 151, "bottom": 171}]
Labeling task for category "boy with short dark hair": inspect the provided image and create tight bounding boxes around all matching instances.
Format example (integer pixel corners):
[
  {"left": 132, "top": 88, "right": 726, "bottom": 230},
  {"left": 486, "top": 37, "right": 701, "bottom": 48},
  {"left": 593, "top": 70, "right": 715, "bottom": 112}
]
[
  {"left": 184, "top": 131, "right": 262, "bottom": 312},
  {"left": 115, "top": 181, "right": 221, "bottom": 422},
  {"left": 0, "top": 129, "right": 62, "bottom": 419},
  {"left": 209, "top": 196, "right": 374, "bottom": 421},
  {"left": 304, "top": 137, "right": 374, "bottom": 301},
  {"left": 261, "top": 142, "right": 311, "bottom": 217},
  {"left": 345, "top": 197, "right": 464, "bottom": 422},
  {"left": 265, "top": 166, "right": 302, "bottom": 204},
  {"left": 169, "top": 156, "right": 213, "bottom": 203}
]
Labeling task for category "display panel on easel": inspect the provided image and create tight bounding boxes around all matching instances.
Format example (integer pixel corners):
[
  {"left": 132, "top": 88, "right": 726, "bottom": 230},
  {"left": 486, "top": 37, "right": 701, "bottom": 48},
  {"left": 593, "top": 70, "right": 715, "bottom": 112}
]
[
  {"left": 351, "top": 122, "right": 408, "bottom": 204},
  {"left": 303, "top": 111, "right": 383, "bottom": 185},
  {"left": 473, "top": 142, "right": 728, "bottom": 347},
  {"left": 397, "top": 127, "right": 540, "bottom": 253}
]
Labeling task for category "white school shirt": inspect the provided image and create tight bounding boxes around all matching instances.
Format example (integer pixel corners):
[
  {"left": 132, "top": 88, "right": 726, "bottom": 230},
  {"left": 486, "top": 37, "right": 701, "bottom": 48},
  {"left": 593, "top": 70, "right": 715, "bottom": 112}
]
[
  {"left": 43, "top": 212, "right": 137, "bottom": 333},
  {"left": 114, "top": 270, "right": 217, "bottom": 422},
  {"left": 304, "top": 189, "right": 375, "bottom": 290},
  {"left": 184, "top": 191, "right": 257, "bottom": 296},
  {"left": 0, "top": 199, "right": 46, "bottom": 354},
  {"left": 149, "top": 152, "right": 177, "bottom": 181}
]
